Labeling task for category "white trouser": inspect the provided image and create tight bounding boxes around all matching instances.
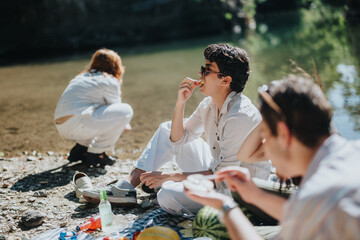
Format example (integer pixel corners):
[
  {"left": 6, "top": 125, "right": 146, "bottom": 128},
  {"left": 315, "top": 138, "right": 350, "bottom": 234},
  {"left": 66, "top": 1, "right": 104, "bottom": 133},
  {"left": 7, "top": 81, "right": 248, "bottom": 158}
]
[
  {"left": 136, "top": 121, "right": 212, "bottom": 216},
  {"left": 136, "top": 121, "right": 272, "bottom": 216},
  {"left": 136, "top": 121, "right": 212, "bottom": 172},
  {"left": 56, "top": 103, "right": 133, "bottom": 154}
]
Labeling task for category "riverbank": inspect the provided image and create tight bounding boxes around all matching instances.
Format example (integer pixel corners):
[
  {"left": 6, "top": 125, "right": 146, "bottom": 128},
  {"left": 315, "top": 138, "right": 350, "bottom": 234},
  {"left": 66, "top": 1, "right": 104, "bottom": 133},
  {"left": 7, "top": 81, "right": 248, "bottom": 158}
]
[
  {"left": 0, "top": 41, "right": 206, "bottom": 157},
  {"left": 0, "top": 152, "right": 178, "bottom": 239}
]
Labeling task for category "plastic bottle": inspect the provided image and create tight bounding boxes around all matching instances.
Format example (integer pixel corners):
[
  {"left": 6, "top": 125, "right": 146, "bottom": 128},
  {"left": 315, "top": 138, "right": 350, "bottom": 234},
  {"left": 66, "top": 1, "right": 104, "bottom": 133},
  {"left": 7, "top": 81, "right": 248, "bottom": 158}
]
[
  {"left": 75, "top": 215, "right": 101, "bottom": 232},
  {"left": 99, "top": 190, "right": 114, "bottom": 233}
]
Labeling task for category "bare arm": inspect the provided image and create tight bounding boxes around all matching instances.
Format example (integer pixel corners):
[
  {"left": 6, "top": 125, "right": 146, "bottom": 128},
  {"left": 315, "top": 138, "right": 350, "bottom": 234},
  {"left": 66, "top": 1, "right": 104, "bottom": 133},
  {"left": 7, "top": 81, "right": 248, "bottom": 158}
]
[
  {"left": 170, "top": 101, "right": 186, "bottom": 142},
  {"left": 236, "top": 123, "right": 267, "bottom": 162},
  {"left": 140, "top": 169, "right": 213, "bottom": 189},
  {"left": 219, "top": 167, "right": 286, "bottom": 220},
  {"left": 248, "top": 189, "right": 287, "bottom": 221},
  {"left": 170, "top": 78, "right": 198, "bottom": 142},
  {"left": 225, "top": 207, "right": 263, "bottom": 240}
]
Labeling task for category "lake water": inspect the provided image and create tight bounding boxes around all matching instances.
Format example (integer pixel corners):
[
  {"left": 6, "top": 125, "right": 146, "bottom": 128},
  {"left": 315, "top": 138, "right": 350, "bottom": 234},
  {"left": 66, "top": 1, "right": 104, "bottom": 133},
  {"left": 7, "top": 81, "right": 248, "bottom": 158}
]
[{"left": 0, "top": 7, "right": 359, "bottom": 155}]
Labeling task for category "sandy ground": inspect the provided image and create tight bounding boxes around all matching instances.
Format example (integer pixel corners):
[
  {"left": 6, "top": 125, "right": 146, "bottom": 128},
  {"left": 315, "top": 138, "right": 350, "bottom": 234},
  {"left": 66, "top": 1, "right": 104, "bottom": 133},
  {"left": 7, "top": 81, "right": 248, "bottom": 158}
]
[{"left": 0, "top": 153, "right": 182, "bottom": 239}]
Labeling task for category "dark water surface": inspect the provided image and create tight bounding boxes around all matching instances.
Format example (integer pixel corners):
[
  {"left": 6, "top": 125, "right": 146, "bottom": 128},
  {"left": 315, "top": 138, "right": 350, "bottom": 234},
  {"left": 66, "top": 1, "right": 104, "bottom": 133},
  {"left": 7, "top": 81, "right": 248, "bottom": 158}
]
[{"left": 0, "top": 7, "right": 359, "bottom": 155}]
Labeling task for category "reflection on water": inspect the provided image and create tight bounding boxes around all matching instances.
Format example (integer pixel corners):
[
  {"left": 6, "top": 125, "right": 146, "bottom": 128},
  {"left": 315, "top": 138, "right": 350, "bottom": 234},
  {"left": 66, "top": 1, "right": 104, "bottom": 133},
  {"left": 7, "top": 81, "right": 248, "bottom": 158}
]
[
  {"left": 0, "top": 5, "right": 360, "bottom": 154},
  {"left": 328, "top": 64, "right": 360, "bottom": 139},
  {"left": 239, "top": 4, "right": 360, "bottom": 140}
]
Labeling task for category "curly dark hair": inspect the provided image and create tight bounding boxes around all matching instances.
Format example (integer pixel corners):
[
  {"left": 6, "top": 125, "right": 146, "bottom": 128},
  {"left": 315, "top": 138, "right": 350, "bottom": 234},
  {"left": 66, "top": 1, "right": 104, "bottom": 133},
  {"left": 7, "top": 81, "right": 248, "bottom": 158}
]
[{"left": 204, "top": 43, "right": 250, "bottom": 93}]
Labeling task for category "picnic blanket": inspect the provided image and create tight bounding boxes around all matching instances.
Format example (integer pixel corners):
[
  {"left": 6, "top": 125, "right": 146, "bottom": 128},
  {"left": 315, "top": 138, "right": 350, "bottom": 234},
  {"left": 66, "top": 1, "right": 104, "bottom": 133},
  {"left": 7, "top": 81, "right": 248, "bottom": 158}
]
[
  {"left": 118, "top": 208, "right": 193, "bottom": 239},
  {"left": 32, "top": 208, "right": 194, "bottom": 240}
]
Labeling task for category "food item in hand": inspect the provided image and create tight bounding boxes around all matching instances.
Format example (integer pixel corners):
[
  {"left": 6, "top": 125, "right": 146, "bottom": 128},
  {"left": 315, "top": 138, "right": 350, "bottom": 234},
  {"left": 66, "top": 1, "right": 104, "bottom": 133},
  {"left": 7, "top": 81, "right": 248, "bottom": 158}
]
[
  {"left": 197, "top": 79, "right": 204, "bottom": 87},
  {"left": 183, "top": 174, "right": 214, "bottom": 192},
  {"left": 192, "top": 79, "right": 204, "bottom": 88},
  {"left": 188, "top": 78, "right": 204, "bottom": 88},
  {"left": 136, "top": 226, "right": 180, "bottom": 240},
  {"left": 193, "top": 206, "right": 230, "bottom": 240}
]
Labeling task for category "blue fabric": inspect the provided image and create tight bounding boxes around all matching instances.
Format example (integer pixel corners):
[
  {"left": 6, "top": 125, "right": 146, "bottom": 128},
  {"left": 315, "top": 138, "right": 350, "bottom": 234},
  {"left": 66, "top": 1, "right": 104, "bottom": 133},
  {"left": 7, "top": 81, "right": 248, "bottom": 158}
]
[{"left": 119, "top": 208, "right": 193, "bottom": 240}]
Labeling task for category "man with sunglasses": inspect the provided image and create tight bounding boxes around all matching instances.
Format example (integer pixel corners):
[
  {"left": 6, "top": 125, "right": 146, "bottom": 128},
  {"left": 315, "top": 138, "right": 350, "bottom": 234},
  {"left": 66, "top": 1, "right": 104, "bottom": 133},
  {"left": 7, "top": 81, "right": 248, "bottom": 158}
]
[
  {"left": 186, "top": 75, "right": 360, "bottom": 239},
  {"left": 88, "top": 43, "right": 270, "bottom": 213}
]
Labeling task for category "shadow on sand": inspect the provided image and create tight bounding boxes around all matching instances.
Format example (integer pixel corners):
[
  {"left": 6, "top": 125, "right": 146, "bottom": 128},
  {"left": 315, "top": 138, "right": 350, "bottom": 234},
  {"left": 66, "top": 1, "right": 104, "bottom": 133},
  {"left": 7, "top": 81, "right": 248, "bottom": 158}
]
[{"left": 10, "top": 161, "right": 106, "bottom": 192}]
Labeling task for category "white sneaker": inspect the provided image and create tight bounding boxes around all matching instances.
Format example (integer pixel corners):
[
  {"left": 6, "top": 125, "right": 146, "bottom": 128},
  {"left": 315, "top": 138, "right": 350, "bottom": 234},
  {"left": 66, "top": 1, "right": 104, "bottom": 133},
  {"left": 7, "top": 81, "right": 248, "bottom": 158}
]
[{"left": 72, "top": 172, "right": 93, "bottom": 202}]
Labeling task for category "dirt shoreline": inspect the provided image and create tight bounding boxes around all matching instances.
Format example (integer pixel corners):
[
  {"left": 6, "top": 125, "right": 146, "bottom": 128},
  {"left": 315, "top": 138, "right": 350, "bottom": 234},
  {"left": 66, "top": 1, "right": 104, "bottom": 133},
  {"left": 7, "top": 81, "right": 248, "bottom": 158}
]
[{"left": 0, "top": 152, "right": 179, "bottom": 240}]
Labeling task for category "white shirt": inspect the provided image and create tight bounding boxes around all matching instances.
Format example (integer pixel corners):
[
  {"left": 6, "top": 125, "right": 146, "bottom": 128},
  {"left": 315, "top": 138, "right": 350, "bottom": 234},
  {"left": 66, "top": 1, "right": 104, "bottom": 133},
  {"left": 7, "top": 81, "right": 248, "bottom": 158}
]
[
  {"left": 173, "top": 92, "right": 264, "bottom": 189},
  {"left": 54, "top": 71, "right": 121, "bottom": 120},
  {"left": 278, "top": 134, "right": 360, "bottom": 240}
]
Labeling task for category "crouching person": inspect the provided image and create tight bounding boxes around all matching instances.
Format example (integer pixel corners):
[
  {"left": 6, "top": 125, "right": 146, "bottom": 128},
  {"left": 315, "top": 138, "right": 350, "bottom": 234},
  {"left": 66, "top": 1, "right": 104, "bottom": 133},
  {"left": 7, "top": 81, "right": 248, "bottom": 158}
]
[{"left": 54, "top": 48, "right": 133, "bottom": 167}]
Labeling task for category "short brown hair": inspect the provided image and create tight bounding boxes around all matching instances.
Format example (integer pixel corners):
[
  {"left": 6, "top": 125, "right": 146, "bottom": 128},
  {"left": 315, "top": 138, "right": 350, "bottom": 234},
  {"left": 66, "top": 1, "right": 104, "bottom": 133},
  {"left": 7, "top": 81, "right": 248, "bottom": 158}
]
[
  {"left": 87, "top": 48, "right": 125, "bottom": 80},
  {"left": 260, "top": 75, "right": 333, "bottom": 147}
]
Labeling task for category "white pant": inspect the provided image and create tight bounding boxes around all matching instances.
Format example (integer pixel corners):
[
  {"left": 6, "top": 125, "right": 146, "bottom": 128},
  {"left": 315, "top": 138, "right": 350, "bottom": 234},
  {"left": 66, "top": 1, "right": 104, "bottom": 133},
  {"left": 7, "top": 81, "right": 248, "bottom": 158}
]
[
  {"left": 56, "top": 102, "right": 133, "bottom": 154},
  {"left": 137, "top": 121, "right": 212, "bottom": 172},
  {"left": 136, "top": 121, "right": 272, "bottom": 216},
  {"left": 136, "top": 121, "right": 211, "bottom": 216}
]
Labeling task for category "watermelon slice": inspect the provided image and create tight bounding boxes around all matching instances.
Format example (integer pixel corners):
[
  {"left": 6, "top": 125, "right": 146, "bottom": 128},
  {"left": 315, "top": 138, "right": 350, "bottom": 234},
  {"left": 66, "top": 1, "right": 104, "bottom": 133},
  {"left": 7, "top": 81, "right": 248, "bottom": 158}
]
[{"left": 193, "top": 206, "right": 230, "bottom": 240}]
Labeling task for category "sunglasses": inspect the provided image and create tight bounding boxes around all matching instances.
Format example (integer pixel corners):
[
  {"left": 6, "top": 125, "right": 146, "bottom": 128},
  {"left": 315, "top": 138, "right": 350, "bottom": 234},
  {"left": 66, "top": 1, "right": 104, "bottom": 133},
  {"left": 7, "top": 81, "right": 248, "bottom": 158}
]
[
  {"left": 200, "top": 66, "right": 223, "bottom": 78},
  {"left": 258, "top": 84, "right": 287, "bottom": 122}
]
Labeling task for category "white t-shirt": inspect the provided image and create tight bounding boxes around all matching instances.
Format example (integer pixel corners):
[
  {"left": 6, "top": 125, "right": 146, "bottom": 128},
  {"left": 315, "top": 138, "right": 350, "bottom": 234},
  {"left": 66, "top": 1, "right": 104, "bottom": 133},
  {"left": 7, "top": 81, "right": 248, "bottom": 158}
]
[{"left": 54, "top": 70, "right": 121, "bottom": 120}]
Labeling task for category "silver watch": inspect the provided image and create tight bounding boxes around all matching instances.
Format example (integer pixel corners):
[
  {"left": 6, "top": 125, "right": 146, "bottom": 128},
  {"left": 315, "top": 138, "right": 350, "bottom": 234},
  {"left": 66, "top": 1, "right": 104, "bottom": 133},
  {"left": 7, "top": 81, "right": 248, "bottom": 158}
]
[{"left": 218, "top": 200, "right": 238, "bottom": 224}]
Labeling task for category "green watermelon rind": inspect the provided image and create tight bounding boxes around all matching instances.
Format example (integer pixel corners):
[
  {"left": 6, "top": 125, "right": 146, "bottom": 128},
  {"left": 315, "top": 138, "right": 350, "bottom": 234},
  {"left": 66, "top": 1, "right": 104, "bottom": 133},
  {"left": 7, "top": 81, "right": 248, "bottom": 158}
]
[{"left": 193, "top": 206, "right": 230, "bottom": 240}]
